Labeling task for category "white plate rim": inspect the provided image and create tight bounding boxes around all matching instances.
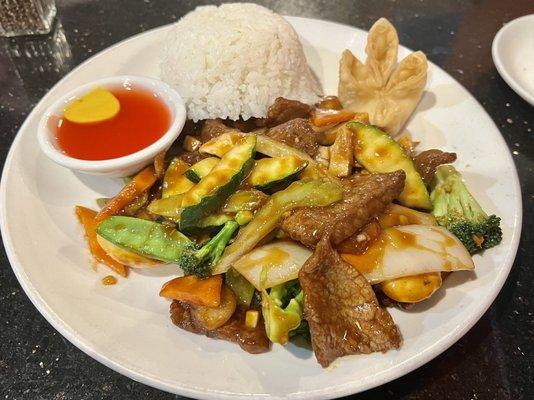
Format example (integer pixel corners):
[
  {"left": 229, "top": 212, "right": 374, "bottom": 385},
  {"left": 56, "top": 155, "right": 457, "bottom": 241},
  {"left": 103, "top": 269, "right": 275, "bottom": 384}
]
[
  {"left": 0, "top": 16, "right": 523, "bottom": 399},
  {"left": 492, "top": 13, "right": 534, "bottom": 105}
]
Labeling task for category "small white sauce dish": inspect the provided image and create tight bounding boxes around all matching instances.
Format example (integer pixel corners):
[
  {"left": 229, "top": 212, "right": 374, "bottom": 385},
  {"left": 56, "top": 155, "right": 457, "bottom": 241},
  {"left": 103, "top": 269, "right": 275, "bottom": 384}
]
[
  {"left": 492, "top": 14, "right": 534, "bottom": 106},
  {"left": 37, "top": 75, "right": 186, "bottom": 178}
]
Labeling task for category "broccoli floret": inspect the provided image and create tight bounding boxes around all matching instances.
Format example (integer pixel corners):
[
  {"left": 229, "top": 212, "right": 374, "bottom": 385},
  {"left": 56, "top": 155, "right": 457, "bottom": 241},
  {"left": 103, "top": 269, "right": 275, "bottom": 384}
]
[
  {"left": 430, "top": 165, "right": 502, "bottom": 254},
  {"left": 179, "top": 221, "right": 239, "bottom": 278},
  {"left": 261, "top": 279, "right": 305, "bottom": 345}
]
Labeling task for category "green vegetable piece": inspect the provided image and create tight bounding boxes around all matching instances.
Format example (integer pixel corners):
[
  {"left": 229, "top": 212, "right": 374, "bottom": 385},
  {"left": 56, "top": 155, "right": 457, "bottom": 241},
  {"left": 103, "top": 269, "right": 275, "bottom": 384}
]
[
  {"left": 261, "top": 278, "right": 304, "bottom": 345},
  {"left": 181, "top": 221, "right": 240, "bottom": 277},
  {"left": 226, "top": 267, "right": 255, "bottom": 307},
  {"left": 430, "top": 165, "right": 502, "bottom": 254},
  {"left": 248, "top": 155, "right": 307, "bottom": 194},
  {"left": 97, "top": 216, "right": 239, "bottom": 278},
  {"left": 348, "top": 122, "right": 432, "bottom": 209},
  {"left": 96, "top": 216, "right": 194, "bottom": 263},
  {"left": 180, "top": 135, "right": 256, "bottom": 230},
  {"left": 182, "top": 213, "right": 234, "bottom": 235},
  {"left": 221, "top": 189, "right": 268, "bottom": 213},
  {"left": 184, "top": 157, "right": 219, "bottom": 183},
  {"left": 162, "top": 158, "right": 195, "bottom": 198},
  {"left": 235, "top": 210, "right": 253, "bottom": 226},
  {"left": 212, "top": 179, "right": 343, "bottom": 274},
  {"left": 147, "top": 194, "right": 184, "bottom": 219}
]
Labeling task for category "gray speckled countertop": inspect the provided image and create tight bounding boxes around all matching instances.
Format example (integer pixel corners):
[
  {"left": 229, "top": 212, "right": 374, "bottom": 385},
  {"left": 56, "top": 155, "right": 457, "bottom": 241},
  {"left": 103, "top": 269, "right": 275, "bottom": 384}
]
[{"left": 1, "top": 1, "right": 533, "bottom": 399}]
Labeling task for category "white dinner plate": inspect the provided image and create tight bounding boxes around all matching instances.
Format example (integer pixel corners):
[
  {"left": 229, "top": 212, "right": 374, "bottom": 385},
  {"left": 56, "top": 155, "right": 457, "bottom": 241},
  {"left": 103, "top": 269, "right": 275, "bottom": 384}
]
[{"left": 0, "top": 16, "right": 522, "bottom": 399}]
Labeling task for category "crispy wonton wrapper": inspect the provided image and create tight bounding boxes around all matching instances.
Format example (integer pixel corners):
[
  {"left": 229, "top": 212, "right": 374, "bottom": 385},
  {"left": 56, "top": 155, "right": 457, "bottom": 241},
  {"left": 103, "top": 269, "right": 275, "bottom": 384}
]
[{"left": 339, "top": 18, "right": 428, "bottom": 136}]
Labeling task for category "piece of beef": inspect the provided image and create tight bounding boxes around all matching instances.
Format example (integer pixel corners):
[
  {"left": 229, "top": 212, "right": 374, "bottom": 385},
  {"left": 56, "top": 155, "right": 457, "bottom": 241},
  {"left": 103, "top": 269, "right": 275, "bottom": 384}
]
[
  {"left": 299, "top": 236, "right": 401, "bottom": 367},
  {"left": 262, "top": 97, "right": 313, "bottom": 127},
  {"left": 265, "top": 118, "right": 319, "bottom": 157},
  {"left": 413, "top": 149, "right": 457, "bottom": 186},
  {"left": 280, "top": 171, "right": 405, "bottom": 248},
  {"left": 170, "top": 301, "right": 270, "bottom": 354},
  {"left": 200, "top": 119, "right": 236, "bottom": 142},
  {"left": 179, "top": 151, "right": 207, "bottom": 165}
]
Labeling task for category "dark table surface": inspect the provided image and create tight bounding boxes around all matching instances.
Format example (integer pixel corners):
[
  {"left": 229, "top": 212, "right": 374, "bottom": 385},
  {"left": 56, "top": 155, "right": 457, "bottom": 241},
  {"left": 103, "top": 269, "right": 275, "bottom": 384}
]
[{"left": 1, "top": 0, "right": 533, "bottom": 399}]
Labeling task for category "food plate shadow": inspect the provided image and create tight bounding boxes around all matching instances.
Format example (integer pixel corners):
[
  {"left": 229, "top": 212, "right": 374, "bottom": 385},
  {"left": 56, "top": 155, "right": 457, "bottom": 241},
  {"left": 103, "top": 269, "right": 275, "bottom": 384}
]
[{"left": 73, "top": 171, "right": 124, "bottom": 198}]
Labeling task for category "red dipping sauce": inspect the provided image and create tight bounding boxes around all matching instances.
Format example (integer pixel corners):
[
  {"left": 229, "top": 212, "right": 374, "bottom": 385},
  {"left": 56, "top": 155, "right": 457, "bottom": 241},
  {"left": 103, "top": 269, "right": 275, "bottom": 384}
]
[{"left": 55, "top": 85, "right": 171, "bottom": 160}]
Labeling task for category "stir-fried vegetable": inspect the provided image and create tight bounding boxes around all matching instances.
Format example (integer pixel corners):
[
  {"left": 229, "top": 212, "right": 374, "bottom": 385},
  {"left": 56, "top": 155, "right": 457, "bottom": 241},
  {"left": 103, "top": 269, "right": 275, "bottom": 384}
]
[
  {"left": 190, "top": 285, "right": 237, "bottom": 329},
  {"left": 221, "top": 189, "right": 268, "bottom": 213},
  {"left": 95, "top": 165, "right": 158, "bottom": 223},
  {"left": 160, "top": 274, "right": 223, "bottom": 307},
  {"left": 328, "top": 125, "right": 354, "bottom": 177},
  {"left": 162, "top": 158, "right": 194, "bottom": 198},
  {"left": 262, "top": 279, "right": 304, "bottom": 345},
  {"left": 180, "top": 135, "right": 256, "bottom": 230},
  {"left": 340, "top": 224, "right": 474, "bottom": 284},
  {"left": 199, "top": 131, "right": 244, "bottom": 157},
  {"left": 348, "top": 122, "right": 432, "bottom": 209},
  {"left": 96, "top": 216, "right": 194, "bottom": 263},
  {"left": 247, "top": 156, "right": 307, "bottom": 193},
  {"left": 430, "top": 165, "right": 502, "bottom": 254},
  {"left": 97, "top": 235, "right": 160, "bottom": 268},
  {"left": 380, "top": 272, "right": 442, "bottom": 303},
  {"left": 225, "top": 268, "right": 255, "bottom": 307},
  {"left": 311, "top": 108, "right": 355, "bottom": 127},
  {"left": 75, "top": 206, "right": 128, "bottom": 277},
  {"left": 212, "top": 179, "right": 343, "bottom": 274},
  {"left": 185, "top": 157, "right": 219, "bottom": 183},
  {"left": 232, "top": 241, "right": 312, "bottom": 290},
  {"left": 147, "top": 194, "right": 184, "bottom": 219}
]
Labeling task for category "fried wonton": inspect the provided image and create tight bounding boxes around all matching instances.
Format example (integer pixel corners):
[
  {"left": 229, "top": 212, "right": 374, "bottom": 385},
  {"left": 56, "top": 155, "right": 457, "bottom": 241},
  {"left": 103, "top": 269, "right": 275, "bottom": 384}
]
[{"left": 339, "top": 18, "right": 428, "bottom": 136}]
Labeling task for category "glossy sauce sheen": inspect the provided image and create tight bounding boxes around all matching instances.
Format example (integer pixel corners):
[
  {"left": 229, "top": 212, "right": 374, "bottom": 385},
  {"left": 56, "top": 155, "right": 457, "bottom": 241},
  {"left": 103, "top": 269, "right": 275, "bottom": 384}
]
[{"left": 56, "top": 86, "right": 171, "bottom": 160}]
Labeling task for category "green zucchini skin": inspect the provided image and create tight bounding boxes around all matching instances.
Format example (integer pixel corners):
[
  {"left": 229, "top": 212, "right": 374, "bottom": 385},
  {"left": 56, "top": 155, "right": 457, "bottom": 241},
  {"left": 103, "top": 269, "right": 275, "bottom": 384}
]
[
  {"left": 96, "top": 216, "right": 193, "bottom": 263},
  {"left": 181, "top": 213, "right": 234, "bottom": 235},
  {"left": 179, "top": 136, "right": 256, "bottom": 230},
  {"left": 348, "top": 122, "right": 432, "bottom": 210},
  {"left": 248, "top": 156, "right": 307, "bottom": 194},
  {"left": 184, "top": 157, "right": 219, "bottom": 183}
]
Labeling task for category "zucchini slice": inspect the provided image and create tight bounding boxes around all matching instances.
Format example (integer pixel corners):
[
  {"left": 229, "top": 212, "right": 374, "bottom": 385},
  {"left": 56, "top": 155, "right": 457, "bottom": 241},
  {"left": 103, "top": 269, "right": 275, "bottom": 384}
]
[
  {"left": 221, "top": 189, "right": 268, "bottom": 213},
  {"left": 184, "top": 157, "right": 219, "bottom": 183},
  {"left": 247, "top": 156, "right": 307, "bottom": 193},
  {"left": 348, "top": 122, "right": 432, "bottom": 209},
  {"left": 199, "top": 131, "right": 245, "bottom": 157},
  {"left": 181, "top": 213, "right": 235, "bottom": 235},
  {"left": 162, "top": 158, "right": 195, "bottom": 198},
  {"left": 147, "top": 194, "right": 184, "bottom": 219},
  {"left": 180, "top": 135, "right": 256, "bottom": 230}
]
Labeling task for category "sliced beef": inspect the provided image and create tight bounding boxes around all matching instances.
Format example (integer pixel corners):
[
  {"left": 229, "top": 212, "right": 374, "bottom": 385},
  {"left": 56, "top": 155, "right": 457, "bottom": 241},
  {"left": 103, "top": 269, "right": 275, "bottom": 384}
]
[
  {"left": 265, "top": 118, "right": 319, "bottom": 157},
  {"left": 413, "top": 149, "right": 457, "bottom": 186},
  {"left": 299, "top": 236, "right": 401, "bottom": 367},
  {"left": 170, "top": 301, "right": 270, "bottom": 354},
  {"left": 179, "top": 151, "right": 207, "bottom": 165},
  {"left": 263, "top": 97, "right": 313, "bottom": 127},
  {"left": 200, "top": 119, "right": 236, "bottom": 142},
  {"left": 280, "top": 171, "right": 405, "bottom": 248}
]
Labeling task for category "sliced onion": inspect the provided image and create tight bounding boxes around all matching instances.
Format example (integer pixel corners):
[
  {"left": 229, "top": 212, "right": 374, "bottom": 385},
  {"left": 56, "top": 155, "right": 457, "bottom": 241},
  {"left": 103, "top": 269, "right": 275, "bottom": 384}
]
[
  {"left": 341, "top": 225, "right": 474, "bottom": 284},
  {"left": 233, "top": 241, "right": 312, "bottom": 290}
]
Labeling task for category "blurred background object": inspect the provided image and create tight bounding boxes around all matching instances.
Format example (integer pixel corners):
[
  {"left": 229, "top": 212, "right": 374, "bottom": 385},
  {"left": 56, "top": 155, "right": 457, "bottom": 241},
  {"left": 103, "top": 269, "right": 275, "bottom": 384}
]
[{"left": 0, "top": 0, "right": 56, "bottom": 37}]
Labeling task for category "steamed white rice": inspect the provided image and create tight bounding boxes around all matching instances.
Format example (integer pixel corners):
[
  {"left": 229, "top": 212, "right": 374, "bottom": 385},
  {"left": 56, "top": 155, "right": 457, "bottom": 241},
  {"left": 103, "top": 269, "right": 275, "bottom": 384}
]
[{"left": 160, "top": 3, "right": 321, "bottom": 121}]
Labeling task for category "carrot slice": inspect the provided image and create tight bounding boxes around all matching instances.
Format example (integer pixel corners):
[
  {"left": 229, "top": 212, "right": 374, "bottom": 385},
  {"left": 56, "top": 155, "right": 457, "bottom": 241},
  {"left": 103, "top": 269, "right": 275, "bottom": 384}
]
[
  {"left": 311, "top": 109, "right": 356, "bottom": 127},
  {"left": 95, "top": 165, "right": 157, "bottom": 223},
  {"left": 159, "top": 275, "right": 222, "bottom": 307},
  {"left": 75, "top": 206, "right": 128, "bottom": 277}
]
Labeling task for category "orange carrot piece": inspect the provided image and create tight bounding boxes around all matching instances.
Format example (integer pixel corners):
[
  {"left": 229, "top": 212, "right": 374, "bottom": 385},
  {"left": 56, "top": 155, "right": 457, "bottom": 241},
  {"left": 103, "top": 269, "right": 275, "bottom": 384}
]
[
  {"left": 159, "top": 275, "right": 223, "bottom": 307},
  {"left": 75, "top": 206, "right": 128, "bottom": 277},
  {"left": 311, "top": 109, "right": 356, "bottom": 127},
  {"left": 95, "top": 165, "right": 157, "bottom": 223}
]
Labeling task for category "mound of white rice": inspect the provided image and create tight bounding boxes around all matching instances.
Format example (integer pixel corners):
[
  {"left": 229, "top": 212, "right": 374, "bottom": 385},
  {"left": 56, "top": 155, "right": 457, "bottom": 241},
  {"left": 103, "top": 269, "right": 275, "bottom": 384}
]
[{"left": 160, "top": 3, "right": 321, "bottom": 121}]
